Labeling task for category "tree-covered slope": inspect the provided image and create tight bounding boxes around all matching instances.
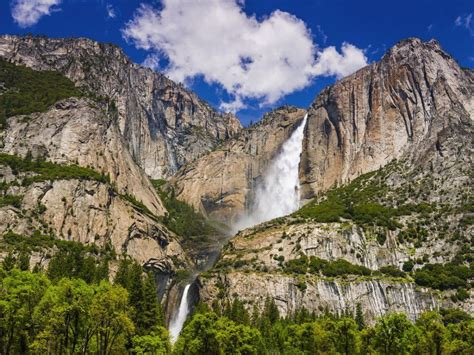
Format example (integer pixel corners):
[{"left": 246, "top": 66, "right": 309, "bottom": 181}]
[{"left": 0, "top": 57, "right": 82, "bottom": 125}]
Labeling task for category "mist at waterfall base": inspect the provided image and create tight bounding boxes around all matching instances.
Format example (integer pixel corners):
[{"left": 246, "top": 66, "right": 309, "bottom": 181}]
[
  {"left": 169, "top": 284, "right": 191, "bottom": 344},
  {"left": 233, "top": 114, "right": 308, "bottom": 233}
]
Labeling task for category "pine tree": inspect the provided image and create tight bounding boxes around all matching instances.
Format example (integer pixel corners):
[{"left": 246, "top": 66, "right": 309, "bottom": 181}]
[
  {"left": 114, "top": 258, "right": 132, "bottom": 289},
  {"left": 2, "top": 252, "right": 15, "bottom": 271},
  {"left": 17, "top": 250, "right": 30, "bottom": 271},
  {"left": 251, "top": 304, "right": 260, "bottom": 328},
  {"left": 142, "top": 272, "right": 164, "bottom": 327},
  {"left": 355, "top": 303, "right": 365, "bottom": 330},
  {"left": 263, "top": 297, "right": 280, "bottom": 323},
  {"left": 229, "top": 299, "right": 250, "bottom": 325},
  {"left": 128, "top": 263, "right": 146, "bottom": 333}
]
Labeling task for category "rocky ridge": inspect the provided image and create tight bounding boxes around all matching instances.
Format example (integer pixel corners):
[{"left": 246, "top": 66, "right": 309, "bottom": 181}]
[
  {"left": 0, "top": 34, "right": 472, "bottom": 324},
  {"left": 300, "top": 38, "right": 473, "bottom": 198},
  {"left": 0, "top": 34, "right": 242, "bottom": 179},
  {"left": 0, "top": 97, "right": 191, "bottom": 288}
]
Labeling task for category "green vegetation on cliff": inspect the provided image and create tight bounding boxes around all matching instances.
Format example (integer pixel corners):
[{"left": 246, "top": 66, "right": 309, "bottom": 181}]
[
  {"left": 414, "top": 262, "right": 474, "bottom": 290},
  {"left": 152, "top": 179, "right": 218, "bottom": 240},
  {"left": 282, "top": 255, "right": 474, "bottom": 292},
  {"left": 0, "top": 194, "right": 22, "bottom": 208},
  {"left": 0, "top": 153, "right": 109, "bottom": 185},
  {"left": 296, "top": 166, "right": 436, "bottom": 230},
  {"left": 0, "top": 58, "right": 82, "bottom": 123},
  {"left": 284, "top": 255, "right": 372, "bottom": 277}
]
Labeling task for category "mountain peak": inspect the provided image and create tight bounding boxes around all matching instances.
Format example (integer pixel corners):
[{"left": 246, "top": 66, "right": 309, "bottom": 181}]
[{"left": 382, "top": 37, "right": 453, "bottom": 64}]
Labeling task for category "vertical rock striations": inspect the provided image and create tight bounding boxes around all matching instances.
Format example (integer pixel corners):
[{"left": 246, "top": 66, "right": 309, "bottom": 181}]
[
  {"left": 300, "top": 38, "right": 473, "bottom": 198},
  {"left": 0, "top": 98, "right": 191, "bottom": 281},
  {"left": 198, "top": 38, "right": 473, "bottom": 321}
]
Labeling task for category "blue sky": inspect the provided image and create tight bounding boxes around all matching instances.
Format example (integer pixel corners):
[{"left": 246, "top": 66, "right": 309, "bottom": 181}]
[{"left": 1, "top": 0, "right": 473, "bottom": 125}]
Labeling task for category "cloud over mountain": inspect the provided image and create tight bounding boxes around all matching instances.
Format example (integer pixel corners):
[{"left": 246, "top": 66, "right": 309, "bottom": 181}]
[{"left": 123, "top": 0, "right": 367, "bottom": 111}]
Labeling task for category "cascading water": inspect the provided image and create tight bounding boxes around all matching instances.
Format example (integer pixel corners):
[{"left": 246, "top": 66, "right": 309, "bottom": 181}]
[
  {"left": 169, "top": 284, "right": 191, "bottom": 343},
  {"left": 167, "top": 114, "right": 307, "bottom": 341},
  {"left": 234, "top": 114, "right": 308, "bottom": 232}
]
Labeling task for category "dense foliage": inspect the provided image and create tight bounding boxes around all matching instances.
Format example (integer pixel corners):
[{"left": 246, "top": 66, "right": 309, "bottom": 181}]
[
  {"left": 4, "top": 230, "right": 469, "bottom": 354},
  {"left": 114, "top": 259, "right": 165, "bottom": 334},
  {"left": 0, "top": 194, "right": 22, "bottom": 208},
  {"left": 0, "top": 58, "right": 82, "bottom": 125},
  {"left": 0, "top": 256, "right": 168, "bottom": 354},
  {"left": 174, "top": 298, "right": 474, "bottom": 355},
  {"left": 414, "top": 262, "right": 474, "bottom": 290},
  {"left": 282, "top": 255, "right": 474, "bottom": 293},
  {"left": 296, "top": 167, "right": 435, "bottom": 230},
  {"left": 152, "top": 180, "right": 218, "bottom": 240},
  {"left": 1, "top": 253, "right": 473, "bottom": 355}
]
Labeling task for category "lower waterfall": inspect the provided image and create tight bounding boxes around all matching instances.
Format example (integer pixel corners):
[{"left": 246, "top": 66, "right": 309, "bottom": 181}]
[
  {"left": 168, "top": 283, "right": 191, "bottom": 343},
  {"left": 234, "top": 114, "right": 308, "bottom": 232}
]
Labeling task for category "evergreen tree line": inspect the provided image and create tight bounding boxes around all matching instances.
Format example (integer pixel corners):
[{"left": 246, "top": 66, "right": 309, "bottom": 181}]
[
  {"left": 0, "top": 57, "right": 82, "bottom": 124},
  {"left": 174, "top": 299, "right": 473, "bottom": 355}
]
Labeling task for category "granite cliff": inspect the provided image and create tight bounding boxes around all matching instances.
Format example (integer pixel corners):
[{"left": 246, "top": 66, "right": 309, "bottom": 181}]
[
  {"left": 0, "top": 35, "right": 472, "bottom": 326},
  {"left": 0, "top": 34, "right": 242, "bottom": 179},
  {"left": 0, "top": 97, "right": 190, "bottom": 291},
  {"left": 300, "top": 38, "right": 473, "bottom": 198}
]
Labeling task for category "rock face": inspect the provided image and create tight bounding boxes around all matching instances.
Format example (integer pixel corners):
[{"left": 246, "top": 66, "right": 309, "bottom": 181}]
[
  {"left": 0, "top": 98, "right": 190, "bottom": 278},
  {"left": 1, "top": 98, "right": 164, "bottom": 216},
  {"left": 200, "top": 206, "right": 472, "bottom": 322},
  {"left": 300, "top": 38, "right": 474, "bottom": 198},
  {"left": 1, "top": 35, "right": 472, "bottom": 323},
  {"left": 201, "top": 272, "right": 438, "bottom": 322},
  {"left": 173, "top": 106, "right": 306, "bottom": 222},
  {"left": 0, "top": 34, "right": 242, "bottom": 179}
]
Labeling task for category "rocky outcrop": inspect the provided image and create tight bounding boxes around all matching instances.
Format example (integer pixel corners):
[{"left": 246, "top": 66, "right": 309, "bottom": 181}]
[
  {"left": 199, "top": 214, "right": 472, "bottom": 321},
  {"left": 221, "top": 222, "right": 409, "bottom": 271},
  {"left": 1, "top": 98, "right": 164, "bottom": 216},
  {"left": 0, "top": 34, "right": 242, "bottom": 179},
  {"left": 300, "top": 38, "right": 474, "bottom": 198},
  {"left": 0, "top": 178, "right": 185, "bottom": 269},
  {"left": 172, "top": 106, "right": 306, "bottom": 222},
  {"left": 0, "top": 98, "right": 191, "bottom": 275}
]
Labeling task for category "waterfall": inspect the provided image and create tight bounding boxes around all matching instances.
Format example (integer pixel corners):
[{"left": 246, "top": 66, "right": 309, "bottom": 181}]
[
  {"left": 169, "top": 284, "right": 191, "bottom": 343},
  {"left": 234, "top": 114, "right": 308, "bottom": 232}
]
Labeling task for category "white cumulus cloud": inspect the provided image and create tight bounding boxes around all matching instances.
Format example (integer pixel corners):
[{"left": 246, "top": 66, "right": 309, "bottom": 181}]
[
  {"left": 313, "top": 43, "right": 368, "bottom": 79},
  {"left": 11, "top": 0, "right": 61, "bottom": 28},
  {"left": 122, "top": 0, "right": 368, "bottom": 112}
]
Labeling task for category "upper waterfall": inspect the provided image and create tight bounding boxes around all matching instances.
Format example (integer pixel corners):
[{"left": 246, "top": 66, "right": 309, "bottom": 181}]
[{"left": 234, "top": 114, "right": 308, "bottom": 231}]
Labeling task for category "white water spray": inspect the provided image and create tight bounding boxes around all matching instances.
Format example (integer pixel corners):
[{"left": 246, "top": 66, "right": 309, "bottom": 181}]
[
  {"left": 169, "top": 284, "right": 191, "bottom": 343},
  {"left": 234, "top": 114, "right": 307, "bottom": 231}
]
